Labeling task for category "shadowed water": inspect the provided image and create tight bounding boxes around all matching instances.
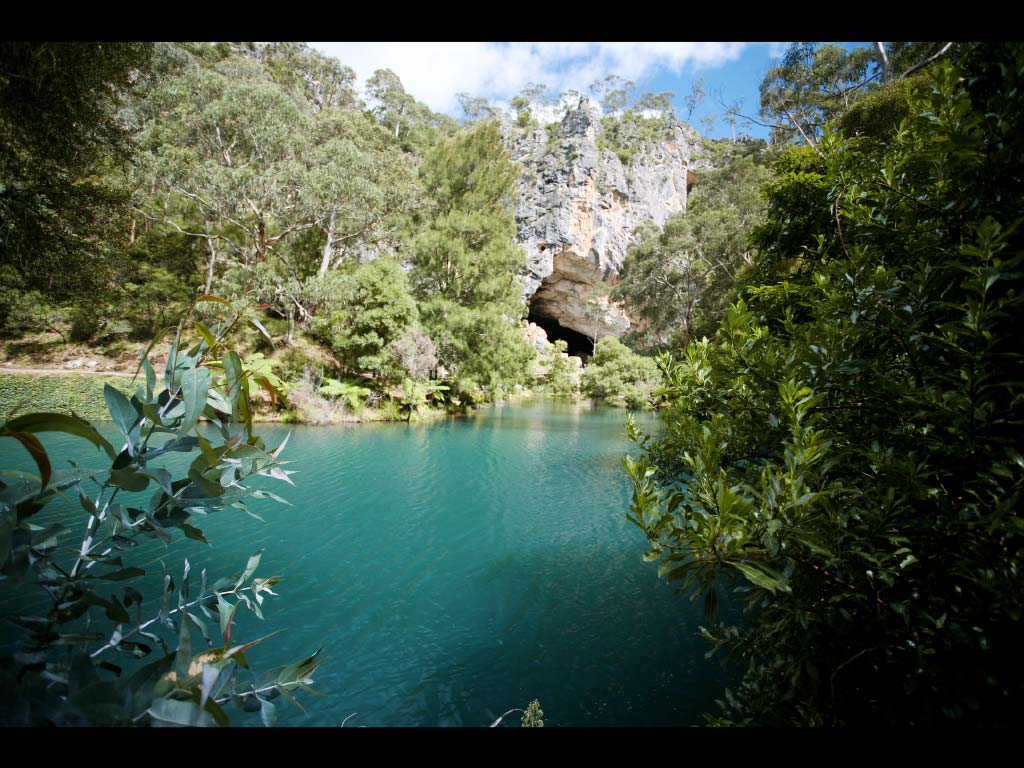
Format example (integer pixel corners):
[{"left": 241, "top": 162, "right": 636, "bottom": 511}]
[{"left": 0, "top": 399, "right": 728, "bottom": 726}]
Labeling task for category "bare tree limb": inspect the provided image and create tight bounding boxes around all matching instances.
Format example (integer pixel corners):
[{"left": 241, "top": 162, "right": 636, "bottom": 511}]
[{"left": 899, "top": 42, "right": 956, "bottom": 79}]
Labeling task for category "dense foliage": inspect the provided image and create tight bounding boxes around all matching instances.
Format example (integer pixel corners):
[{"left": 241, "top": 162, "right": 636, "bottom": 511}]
[
  {"left": 409, "top": 120, "right": 535, "bottom": 402},
  {"left": 1, "top": 42, "right": 543, "bottom": 419},
  {"left": 0, "top": 42, "right": 151, "bottom": 323},
  {"left": 615, "top": 143, "right": 773, "bottom": 348},
  {"left": 309, "top": 256, "right": 419, "bottom": 380},
  {"left": 626, "top": 44, "right": 1024, "bottom": 725},
  {"left": 3, "top": 41, "right": 798, "bottom": 420},
  {"left": 580, "top": 337, "right": 659, "bottom": 409}
]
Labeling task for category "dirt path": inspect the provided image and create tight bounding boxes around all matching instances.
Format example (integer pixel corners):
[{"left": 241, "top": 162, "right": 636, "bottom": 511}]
[{"left": 0, "top": 367, "right": 136, "bottom": 377}]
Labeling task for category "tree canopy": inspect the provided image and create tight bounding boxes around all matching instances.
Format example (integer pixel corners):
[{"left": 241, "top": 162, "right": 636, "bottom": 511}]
[
  {"left": 409, "top": 120, "right": 534, "bottom": 400},
  {"left": 0, "top": 42, "right": 152, "bottom": 311}
]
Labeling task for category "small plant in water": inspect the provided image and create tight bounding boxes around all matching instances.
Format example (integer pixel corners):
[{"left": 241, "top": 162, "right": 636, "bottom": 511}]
[{"left": 489, "top": 698, "right": 545, "bottom": 727}]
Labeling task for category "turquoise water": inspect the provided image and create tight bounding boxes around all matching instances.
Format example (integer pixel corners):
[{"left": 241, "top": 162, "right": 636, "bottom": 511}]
[{"left": 0, "top": 399, "right": 727, "bottom": 726}]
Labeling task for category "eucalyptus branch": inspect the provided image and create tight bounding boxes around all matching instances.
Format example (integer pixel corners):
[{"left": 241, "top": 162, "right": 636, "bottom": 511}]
[
  {"left": 170, "top": 186, "right": 217, "bottom": 213},
  {"left": 899, "top": 43, "right": 955, "bottom": 80},
  {"left": 781, "top": 104, "right": 820, "bottom": 152},
  {"left": 134, "top": 207, "right": 243, "bottom": 256},
  {"left": 213, "top": 679, "right": 291, "bottom": 706},
  {"left": 89, "top": 580, "right": 267, "bottom": 659},
  {"left": 489, "top": 708, "right": 525, "bottom": 727}
]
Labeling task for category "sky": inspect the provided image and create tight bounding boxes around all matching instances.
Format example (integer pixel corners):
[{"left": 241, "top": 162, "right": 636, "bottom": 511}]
[{"left": 308, "top": 42, "right": 799, "bottom": 141}]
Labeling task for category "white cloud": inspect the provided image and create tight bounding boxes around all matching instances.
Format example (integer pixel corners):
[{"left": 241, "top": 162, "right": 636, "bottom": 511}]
[{"left": 309, "top": 41, "right": 749, "bottom": 115}]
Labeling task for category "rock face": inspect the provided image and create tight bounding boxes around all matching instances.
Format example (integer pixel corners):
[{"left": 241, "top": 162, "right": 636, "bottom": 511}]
[{"left": 503, "top": 95, "right": 698, "bottom": 339}]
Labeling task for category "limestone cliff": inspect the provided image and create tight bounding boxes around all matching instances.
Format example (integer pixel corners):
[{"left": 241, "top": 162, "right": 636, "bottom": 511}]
[{"left": 503, "top": 96, "right": 700, "bottom": 340}]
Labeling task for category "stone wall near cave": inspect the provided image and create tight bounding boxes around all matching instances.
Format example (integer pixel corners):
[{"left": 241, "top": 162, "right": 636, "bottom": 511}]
[{"left": 502, "top": 96, "right": 700, "bottom": 339}]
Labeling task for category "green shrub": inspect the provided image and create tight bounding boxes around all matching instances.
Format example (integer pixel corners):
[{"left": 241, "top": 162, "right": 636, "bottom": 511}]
[
  {"left": 69, "top": 306, "right": 102, "bottom": 342},
  {"left": 309, "top": 257, "right": 417, "bottom": 380},
  {"left": 625, "top": 47, "right": 1024, "bottom": 726},
  {"left": 580, "top": 337, "right": 658, "bottom": 408},
  {"left": 377, "top": 397, "right": 403, "bottom": 422},
  {"left": 544, "top": 339, "right": 578, "bottom": 396},
  {"left": 277, "top": 342, "right": 331, "bottom": 383},
  {"left": 318, "top": 377, "right": 372, "bottom": 412}
]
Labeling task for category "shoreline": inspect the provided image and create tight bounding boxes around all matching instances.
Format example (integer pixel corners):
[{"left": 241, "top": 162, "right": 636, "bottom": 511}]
[{"left": 1, "top": 371, "right": 638, "bottom": 426}]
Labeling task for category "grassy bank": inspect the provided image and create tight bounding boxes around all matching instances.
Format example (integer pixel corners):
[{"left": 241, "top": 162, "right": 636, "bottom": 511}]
[
  {"left": 0, "top": 373, "right": 137, "bottom": 422},
  {"left": 0, "top": 373, "right": 452, "bottom": 425}
]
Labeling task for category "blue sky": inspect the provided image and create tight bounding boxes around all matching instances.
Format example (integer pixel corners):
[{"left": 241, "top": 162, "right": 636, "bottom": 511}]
[{"left": 309, "top": 42, "right": 803, "bottom": 140}]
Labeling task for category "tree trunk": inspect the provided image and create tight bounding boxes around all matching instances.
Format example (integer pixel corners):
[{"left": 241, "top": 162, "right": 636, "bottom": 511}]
[
  {"left": 144, "top": 182, "right": 155, "bottom": 233},
  {"left": 204, "top": 217, "right": 217, "bottom": 294},
  {"left": 257, "top": 218, "right": 267, "bottom": 261},
  {"left": 874, "top": 42, "right": 892, "bottom": 83},
  {"left": 319, "top": 207, "right": 337, "bottom": 276},
  {"left": 394, "top": 104, "right": 403, "bottom": 140}
]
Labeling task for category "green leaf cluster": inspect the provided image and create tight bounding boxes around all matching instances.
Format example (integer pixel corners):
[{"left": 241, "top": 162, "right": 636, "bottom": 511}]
[
  {"left": 309, "top": 256, "right": 418, "bottom": 380},
  {"left": 580, "top": 337, "right": 659, "bottom": 409},
  {"left": 0, "top": 299, "right": 321, "bottom": 726},
  {"left": 317, "top": 377, "right": 372, "bottom": 412},
  {"left": 627, "top": 45, "right": 1024, "bottom": 725},
  {"left": 409, "top": 121, "right": 535, "bottom": 403}
]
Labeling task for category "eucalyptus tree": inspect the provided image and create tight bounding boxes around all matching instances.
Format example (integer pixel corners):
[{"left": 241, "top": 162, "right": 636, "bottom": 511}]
[
  {"left": 138, "top": 61, "right": 312, "bottom": 293},
  {"left": 365, "top": 68, "right": 414, "bottom": 140},
  {"left": 510, "top": 82, "right": 552, "bottom": 126},
  {"left": 683, "top": 77, "right": 705, "bottom": 122},
  {"left": 456, "top": 93, "right": 496, "bottom": 123},
  {"left": 364, "top": 68, "right": 453, "bottom": 154},
  {"left": 254, "top": 42, "right": 359, "bottom": 111},
  {"left": 758, "top": 43, "right": 875, "bottom": 148},
  {"left": 588, "top": 74, "right": 635, "bottom": 115},
  {"left": 303, "top": 108, "right": 420, "bottom": 277},
  {"left": 614, "top": 150, "right": 771, "bottom": 347},
  {"left": 753, "top": 42, "right": 958, "bottom": 150},
  {"left": 871, "top": 42, "right": 957, "bottom": 83}
]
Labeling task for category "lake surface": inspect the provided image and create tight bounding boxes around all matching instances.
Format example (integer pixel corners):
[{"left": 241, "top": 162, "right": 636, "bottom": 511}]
[{"left": 0, "top": 399, "right": 728, "bottom": 726}]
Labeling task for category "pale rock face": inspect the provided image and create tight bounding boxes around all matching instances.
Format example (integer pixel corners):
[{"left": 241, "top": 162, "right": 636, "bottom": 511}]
[
  {"left": 524, "top": 321, "right": 551, "bottom": 352},
  {"left": 503, "top": 96, "right": 697, "bottom": 339}
]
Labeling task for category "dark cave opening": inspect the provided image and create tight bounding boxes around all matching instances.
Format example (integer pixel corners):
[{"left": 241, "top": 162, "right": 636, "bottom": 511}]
[{"left": 528, "top": 306, "right": 594, "bottom": 359}]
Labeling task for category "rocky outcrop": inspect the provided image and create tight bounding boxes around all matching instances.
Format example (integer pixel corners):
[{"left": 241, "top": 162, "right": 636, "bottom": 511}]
[{"left": 503, "top": 96, "right": 699, "bottom": 339}]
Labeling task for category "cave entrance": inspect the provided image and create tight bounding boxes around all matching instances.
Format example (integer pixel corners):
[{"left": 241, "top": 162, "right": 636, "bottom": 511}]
[{"left": 528, "top": 305, "right": 594, "bottom": 360}]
